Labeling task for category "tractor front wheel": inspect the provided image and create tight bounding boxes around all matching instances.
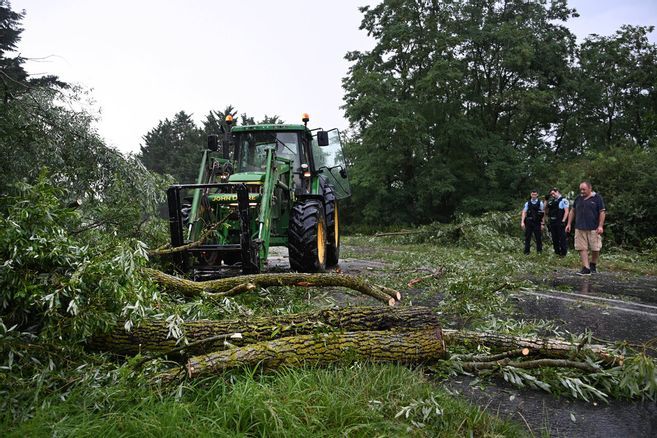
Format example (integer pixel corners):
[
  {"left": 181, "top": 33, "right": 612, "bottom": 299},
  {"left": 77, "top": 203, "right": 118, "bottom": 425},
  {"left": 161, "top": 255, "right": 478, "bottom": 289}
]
[{"left": 288, "top": 200, "right": 327, "bottom": 272}]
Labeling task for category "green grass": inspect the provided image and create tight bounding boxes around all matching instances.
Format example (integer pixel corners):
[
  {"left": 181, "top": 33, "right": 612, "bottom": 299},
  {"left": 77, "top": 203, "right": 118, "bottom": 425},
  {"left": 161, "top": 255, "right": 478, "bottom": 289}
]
[
  {"left": 7, "top": 364, "right": 522, "bottom": 437},
  {"left": 343, "top": 234, "right": 656, "bottom": 277}
]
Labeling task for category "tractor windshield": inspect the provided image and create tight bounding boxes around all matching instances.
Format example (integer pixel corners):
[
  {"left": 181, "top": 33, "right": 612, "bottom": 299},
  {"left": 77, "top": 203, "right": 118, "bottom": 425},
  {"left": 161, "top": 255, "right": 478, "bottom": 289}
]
[{"left": 235, "top": 131, "right": 299, "bottom": 172}]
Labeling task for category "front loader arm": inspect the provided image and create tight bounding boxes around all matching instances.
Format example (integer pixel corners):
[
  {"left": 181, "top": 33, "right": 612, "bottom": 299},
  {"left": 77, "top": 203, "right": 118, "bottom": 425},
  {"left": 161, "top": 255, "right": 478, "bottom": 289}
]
[
  {"left": 257, "top": 146, "right": 277, "bottom": 262},
  {"left": 188, "top": 150, "right": 209, "bottom": 241}
]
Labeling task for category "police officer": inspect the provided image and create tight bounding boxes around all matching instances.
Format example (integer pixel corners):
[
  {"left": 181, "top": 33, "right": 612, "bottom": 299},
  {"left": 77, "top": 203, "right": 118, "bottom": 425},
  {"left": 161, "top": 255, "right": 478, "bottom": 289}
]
[
  {"left": 521, "top": 190, "right": 544, "bottom": 254},
  {"left": 546, "top": 188, "right": 569, "bottom": 256}
]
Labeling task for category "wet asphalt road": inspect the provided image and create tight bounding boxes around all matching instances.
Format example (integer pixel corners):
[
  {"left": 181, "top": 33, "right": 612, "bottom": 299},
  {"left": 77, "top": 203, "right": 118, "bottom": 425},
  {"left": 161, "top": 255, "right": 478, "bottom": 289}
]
[
  {"left": 518, "top": 271, "right": 657, "bottom": 345},
  {"left": 460, "top": 269, "right": 657, "bottom": 437}
]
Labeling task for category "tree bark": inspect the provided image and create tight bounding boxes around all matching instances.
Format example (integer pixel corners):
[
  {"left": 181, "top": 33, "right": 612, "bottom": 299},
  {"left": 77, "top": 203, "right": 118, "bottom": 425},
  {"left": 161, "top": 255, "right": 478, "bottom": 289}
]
[
  {"left": 145, "top": 268, "right": 399, "bottom": 306},
  {"left": 459, "top": 358, "right": 600, "bottom": 373},
  {"left": 92, "top": 306, "right": 440, "bottom": 356},
  {"left": 443, "top": 329, "right": 623, "bottom": 365},
  {"left": 182, "top": 327, "right": 445, "bottom": 379}
]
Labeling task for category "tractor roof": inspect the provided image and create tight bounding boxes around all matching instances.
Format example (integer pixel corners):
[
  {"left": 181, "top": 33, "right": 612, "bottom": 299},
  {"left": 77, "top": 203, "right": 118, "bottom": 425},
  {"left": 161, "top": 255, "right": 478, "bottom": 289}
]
[{"left": 231, "top": 124, "right": 307, "bottom": 133}]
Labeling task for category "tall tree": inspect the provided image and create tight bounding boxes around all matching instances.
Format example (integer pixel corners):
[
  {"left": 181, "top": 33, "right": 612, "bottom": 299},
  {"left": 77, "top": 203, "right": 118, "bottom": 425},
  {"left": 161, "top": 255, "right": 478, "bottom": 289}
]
[
  {"left": 0, "top": 0, "right": 166, "bottom": 240},
  {"left": 573, "top": 25, "right": 657, "bottom": 150},
  {"left": 139, "top": 111, "right": 203, "bottom": 183},
  {"left": 260, "top": 114, "right": 284, "bottom": 124},
  {"left": 0, "top": 0, "right": 27, "bottom": 103},
  {"left": 0, "top": 0, "right": 65, "bottom": 103},
  {"left": 342, "top": 0, "right": 578, "bottom": 224}
]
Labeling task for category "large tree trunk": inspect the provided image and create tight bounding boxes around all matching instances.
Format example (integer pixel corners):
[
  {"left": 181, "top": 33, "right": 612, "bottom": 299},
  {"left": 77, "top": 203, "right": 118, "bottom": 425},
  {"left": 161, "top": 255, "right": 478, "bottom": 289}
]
[
  {"left": 145, "top": 268, "right": 400, "bottom": 305},
  {"left": 92, "top": 306, "right": 440, "bottom": 356},
  {"left": 180, "top": 327, "right": 445, "bottom": 379}
]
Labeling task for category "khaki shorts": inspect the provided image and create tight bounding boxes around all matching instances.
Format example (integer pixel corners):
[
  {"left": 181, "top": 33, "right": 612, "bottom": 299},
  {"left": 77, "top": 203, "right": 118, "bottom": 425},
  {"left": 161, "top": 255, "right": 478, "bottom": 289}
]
[{"left": 574, "top": 229, "right": 602, "bottom": 251}]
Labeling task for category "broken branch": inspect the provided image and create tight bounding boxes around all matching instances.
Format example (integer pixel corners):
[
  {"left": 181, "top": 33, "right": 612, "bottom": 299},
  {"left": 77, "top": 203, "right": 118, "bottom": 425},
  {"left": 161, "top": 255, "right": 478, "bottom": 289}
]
[
  {"left": 459, "top": 358, "right": 600, "bottom": 373},
  {"left": 145, "top": 269, "right": 400, "bottom": 306}
]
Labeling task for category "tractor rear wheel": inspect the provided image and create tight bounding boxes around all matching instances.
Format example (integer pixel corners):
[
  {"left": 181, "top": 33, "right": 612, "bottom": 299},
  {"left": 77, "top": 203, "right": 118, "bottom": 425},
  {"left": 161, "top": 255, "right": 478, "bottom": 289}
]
[
  {"left": 288, "top": 200, "right": 327, "bottom": 272},
  {"left": 323, "top": 184, "right": 340, "bottom": 267}
]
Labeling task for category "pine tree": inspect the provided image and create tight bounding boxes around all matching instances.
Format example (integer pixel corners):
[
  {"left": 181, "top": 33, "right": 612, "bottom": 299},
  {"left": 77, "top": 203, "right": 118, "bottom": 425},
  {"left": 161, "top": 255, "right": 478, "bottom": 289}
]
[{"left": 139, "top": 111, "right": 203, "bottom": 183}]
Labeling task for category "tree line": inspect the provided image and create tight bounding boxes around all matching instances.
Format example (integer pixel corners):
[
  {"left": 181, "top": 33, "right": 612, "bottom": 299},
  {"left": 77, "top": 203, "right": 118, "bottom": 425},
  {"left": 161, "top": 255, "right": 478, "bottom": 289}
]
[{"left": 340, "top": 0, "right": 657, "bottom": 246}]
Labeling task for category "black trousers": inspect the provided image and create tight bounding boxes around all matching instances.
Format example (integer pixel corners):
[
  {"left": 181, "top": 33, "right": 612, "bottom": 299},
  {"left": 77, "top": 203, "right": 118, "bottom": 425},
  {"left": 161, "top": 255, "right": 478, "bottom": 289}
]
[
  {"left": 549, "top": 222, "right": 568, "bottom": 256},
  {"left": 524, "top": 222, "right": 542, "bottom": 254}
]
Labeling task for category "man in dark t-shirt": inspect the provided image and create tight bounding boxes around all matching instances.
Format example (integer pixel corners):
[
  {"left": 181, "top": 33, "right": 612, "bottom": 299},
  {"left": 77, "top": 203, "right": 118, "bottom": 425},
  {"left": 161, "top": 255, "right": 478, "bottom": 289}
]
[{"left": 566, "top": 181, "right": 606, "bottom": 276}]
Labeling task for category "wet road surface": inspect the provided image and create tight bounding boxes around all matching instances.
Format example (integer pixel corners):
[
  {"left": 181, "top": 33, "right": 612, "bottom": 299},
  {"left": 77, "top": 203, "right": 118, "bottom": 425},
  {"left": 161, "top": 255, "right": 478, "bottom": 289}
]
[{"left": 462, "top": 269, "right": 657, "bottom": 437}]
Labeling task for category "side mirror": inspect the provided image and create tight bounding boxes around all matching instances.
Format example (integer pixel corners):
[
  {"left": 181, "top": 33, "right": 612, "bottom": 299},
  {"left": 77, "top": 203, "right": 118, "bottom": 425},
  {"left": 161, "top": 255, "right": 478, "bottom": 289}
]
[
  {"left": 317, "top": 130, "right": 329, "bottom": 147},
  {"left": 207, "top": 134, "right": 219, "bottom": 151}
]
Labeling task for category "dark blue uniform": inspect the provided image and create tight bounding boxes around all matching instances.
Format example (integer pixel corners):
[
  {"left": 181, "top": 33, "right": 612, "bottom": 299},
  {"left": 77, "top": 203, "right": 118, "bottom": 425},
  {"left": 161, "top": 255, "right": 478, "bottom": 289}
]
[
  {"left": 547, "top": 196, "right": 569, "bottom": 256},
  {"left": 523, "top": 199, "right": 544, "bottom": 254}
]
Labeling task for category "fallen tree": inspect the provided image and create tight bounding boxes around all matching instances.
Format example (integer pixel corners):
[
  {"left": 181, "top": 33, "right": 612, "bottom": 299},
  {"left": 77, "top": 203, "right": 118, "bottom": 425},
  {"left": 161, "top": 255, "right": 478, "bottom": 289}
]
[
  {"left": 86, "top": 297, "right": 657, "bottom": 401},
  {"left": 146, "top": 317, "right": 624, "bottom": 382},
  {"left": 92, "top": 306, "right": 440, "bottom": 356},
  {"left": 157, "top": 327, "right": 446, "bottom": 381},
  {"left": 91, "top": 303, "right": 626, "bottom": 383},
  {"left": 145, "top": 268, "right": 400, "bottom": 306},
  {"left": 84, "top": 264, "right": 647, "bottom": 398},
  {"left": 171, "top": 326, "right": 620, "bottom": 379}
]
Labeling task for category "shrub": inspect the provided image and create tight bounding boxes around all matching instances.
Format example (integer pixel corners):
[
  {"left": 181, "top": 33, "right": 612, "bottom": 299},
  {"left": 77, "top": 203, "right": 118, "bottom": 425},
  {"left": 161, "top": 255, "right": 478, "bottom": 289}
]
[{"left": 0, "top": 176, "right": 158, "bottom": 343}]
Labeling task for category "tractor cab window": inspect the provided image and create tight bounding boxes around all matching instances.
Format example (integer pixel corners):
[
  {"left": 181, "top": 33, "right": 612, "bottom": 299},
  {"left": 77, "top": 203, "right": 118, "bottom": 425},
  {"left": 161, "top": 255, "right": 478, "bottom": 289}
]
[
  {"left": 236, "top": 131, "right": 299, "bottom": 172},
  {"left": 273, "top": 132, "right": 299, "bottom": 163}
]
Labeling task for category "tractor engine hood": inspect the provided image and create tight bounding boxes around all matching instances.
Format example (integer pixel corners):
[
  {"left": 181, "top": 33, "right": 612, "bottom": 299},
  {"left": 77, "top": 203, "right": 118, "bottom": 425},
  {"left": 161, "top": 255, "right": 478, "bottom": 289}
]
[{"left": 228, "top": 172, "right": 266, "bottom": 183}]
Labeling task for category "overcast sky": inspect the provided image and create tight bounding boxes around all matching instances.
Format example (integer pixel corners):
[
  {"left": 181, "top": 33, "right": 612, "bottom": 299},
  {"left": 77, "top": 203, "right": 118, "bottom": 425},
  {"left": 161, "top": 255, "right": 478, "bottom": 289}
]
[{"left": 13, "top": 0, "right": 657, "bottom": 154}]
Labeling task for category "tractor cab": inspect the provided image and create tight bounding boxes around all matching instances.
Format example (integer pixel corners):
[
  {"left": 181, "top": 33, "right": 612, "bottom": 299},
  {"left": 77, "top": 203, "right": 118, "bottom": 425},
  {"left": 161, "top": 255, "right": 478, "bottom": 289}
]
[{"left": 227, "top": 122, "right": 350, "bottom": 199}]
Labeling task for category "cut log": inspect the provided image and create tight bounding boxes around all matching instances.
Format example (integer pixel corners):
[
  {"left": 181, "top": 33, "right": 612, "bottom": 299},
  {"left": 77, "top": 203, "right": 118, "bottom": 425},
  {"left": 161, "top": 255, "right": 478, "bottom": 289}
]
[
  {"left": 183, "top": 327, "right": 445, "bottom": 378},
  {"left": 376, "top": 284, "right": 402, "bottom": 301},
  {"left": 92, "top": 306, "right": 440, "bottom": 356},
  {"left": 145, "top": 268, "right": 399, "bottom": 306},
  {"left": 443, "top": 329, "right": 623, "bottom": 365}
]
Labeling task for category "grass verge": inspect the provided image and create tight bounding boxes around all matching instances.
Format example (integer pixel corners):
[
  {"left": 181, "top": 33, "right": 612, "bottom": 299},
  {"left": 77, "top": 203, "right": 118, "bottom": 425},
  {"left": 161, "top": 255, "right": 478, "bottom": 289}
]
[{"left": 6, "top": 363, "right": 522, "bottom": 437}]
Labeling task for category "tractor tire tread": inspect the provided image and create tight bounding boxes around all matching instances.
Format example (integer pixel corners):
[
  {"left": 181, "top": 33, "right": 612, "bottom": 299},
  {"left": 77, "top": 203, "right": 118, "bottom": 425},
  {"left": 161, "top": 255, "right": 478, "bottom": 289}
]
[
  {"left": 288, "top": 200, "right": 326, "bottom": 272},
  {"left": 323, "top": 184, "right": 340, "bottom": 267}
]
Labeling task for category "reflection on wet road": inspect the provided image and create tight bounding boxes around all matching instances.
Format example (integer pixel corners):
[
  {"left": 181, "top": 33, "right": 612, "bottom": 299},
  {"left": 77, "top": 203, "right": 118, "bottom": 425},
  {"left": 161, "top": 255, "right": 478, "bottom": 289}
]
[{"left": 519, "top": 271, "right": 657, "bottom": 344}]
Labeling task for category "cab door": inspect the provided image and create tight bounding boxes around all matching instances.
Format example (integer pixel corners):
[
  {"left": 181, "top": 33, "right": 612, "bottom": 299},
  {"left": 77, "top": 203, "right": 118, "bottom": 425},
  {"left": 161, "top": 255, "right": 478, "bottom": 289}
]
[{"left": 312, "top": 129, "right": 351, "bottom": 199}]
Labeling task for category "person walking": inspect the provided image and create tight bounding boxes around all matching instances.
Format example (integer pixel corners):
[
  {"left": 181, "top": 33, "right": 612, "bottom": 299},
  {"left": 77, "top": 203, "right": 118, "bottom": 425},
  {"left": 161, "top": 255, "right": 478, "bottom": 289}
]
[
  {"left": 521, "top": 190, "right": 545, "bottom": 254},
  {"left": 546, "top": 188, "right": 569, "bottom": 256},
  {"left": 565, "top": 181, "right": 606, "bottom": 276}
]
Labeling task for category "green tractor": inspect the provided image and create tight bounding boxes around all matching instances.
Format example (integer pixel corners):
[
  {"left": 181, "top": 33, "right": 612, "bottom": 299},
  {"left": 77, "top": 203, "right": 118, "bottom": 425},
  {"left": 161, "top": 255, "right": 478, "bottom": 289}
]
[{"left": 166, "top": 114, "right": 350, "bottom": 278}]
